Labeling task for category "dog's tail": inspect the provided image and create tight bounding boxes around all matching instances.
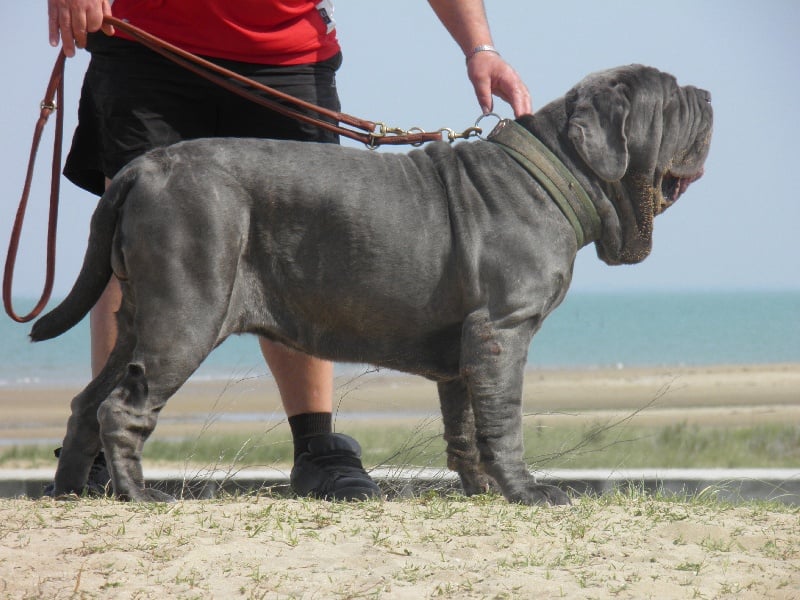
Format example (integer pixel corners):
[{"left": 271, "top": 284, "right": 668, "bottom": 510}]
[{"left": 30, "top": 168, "right": 135, "bottom": 342}]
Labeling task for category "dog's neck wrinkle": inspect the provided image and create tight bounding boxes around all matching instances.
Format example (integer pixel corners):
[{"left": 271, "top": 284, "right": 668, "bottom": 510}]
[
  {"left": 512, "top": 112, "right": 607, "bottom": 247},
  {"left": 516, "top": 110, "right": 620, "bottom": 250},
  {"left": 519, "top": 111, "right": 598, "bottom": 197}
]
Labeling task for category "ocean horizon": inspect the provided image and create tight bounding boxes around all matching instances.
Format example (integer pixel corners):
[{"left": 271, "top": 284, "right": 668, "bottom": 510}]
[{"left": 1, "top": 290, "right": 798, "bottom": 387}]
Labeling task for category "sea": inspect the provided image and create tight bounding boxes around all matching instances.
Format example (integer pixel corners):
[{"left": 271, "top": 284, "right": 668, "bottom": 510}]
[{"left": 1, "top": 290, "right": 798, "bottom": 387}]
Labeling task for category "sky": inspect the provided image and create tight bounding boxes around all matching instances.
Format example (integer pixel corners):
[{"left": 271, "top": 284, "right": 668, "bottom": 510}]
[{"left": 1, "top": 1, "right": 798, "bottom": 301}]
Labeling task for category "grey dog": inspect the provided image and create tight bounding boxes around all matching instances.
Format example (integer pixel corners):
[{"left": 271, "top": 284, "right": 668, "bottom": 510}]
[{"left": 33, "top": 64, "right": 712, "bottom": 504}]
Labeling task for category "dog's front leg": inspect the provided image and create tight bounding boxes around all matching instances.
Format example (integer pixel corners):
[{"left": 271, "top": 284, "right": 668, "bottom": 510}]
[
  {"left": 462, "top": 312, "right": 570, "bottom": 506},
  {"left": 437, "top": 378, "right": 499, "bottom": 495}
]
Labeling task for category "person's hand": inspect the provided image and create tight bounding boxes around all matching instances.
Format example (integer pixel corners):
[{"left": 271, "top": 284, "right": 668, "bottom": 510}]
[
  {"left": 48, "top": 0, "right": 114, "bottom": 57},
  {"left": 466, "top": 51, "right": 532, "bottom": 118}
]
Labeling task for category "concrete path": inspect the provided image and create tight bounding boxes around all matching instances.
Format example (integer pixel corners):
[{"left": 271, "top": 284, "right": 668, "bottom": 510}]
[{"left": 2, "top": 467, "right": 798, "bottom": 505}]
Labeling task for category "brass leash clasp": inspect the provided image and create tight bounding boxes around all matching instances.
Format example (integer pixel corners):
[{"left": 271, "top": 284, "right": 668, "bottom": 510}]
[
  {"left": 365, "top": 113, "right": 504, "bottom": 149},
  {"left": 439, "top": 125, "right": 482, "bottom": 142}
]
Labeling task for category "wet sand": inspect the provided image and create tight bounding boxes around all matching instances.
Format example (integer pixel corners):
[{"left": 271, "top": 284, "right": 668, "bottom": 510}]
[{"left": 2, "top": 363, "right": 798, "bottom": 446}]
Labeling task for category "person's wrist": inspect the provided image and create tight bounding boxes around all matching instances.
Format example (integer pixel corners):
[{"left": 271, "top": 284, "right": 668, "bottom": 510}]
[{"left": 465, "top": 44, "right": 500, "bottom": 63}]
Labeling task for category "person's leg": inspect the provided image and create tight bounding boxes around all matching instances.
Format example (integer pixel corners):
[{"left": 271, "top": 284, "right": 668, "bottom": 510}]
[
  {"left": 258, "top": 341, "right": 333, "bottom": 416},
  {"left": 77, "top": 178, "right": 121, "bottom": 494},
  {"left": 90, "top": 280, "right": 121, "bottom": 377},
  {"left": 216, "top": 54, "right": 342, "bottom": 435},
  {"left": 217, "top": 54, "right": 379, "bottom": 499},
  {"left": 89, "top": 178, "right": 122, "bottom": 376},
  {"left": 258, "top": 340, "right": 336, "bottom": 458}
]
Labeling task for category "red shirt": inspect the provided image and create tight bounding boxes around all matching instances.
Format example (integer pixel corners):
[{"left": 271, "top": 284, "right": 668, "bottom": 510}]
[{"left": 111, "top": 0, "right": 340, "bottom": 65}]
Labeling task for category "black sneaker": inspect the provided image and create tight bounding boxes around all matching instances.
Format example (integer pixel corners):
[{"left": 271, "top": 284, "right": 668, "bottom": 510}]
[
  {"left": 42, "top": 448, "right": 112, "bottom": 497},
  {"left": 290, "top": 433, "right": 381, "bottom": 501}
]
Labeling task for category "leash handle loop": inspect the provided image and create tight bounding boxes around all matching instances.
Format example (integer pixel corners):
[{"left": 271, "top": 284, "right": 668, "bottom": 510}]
[{"left": 3, "top": 51, "right": 65, "bottom": 323}]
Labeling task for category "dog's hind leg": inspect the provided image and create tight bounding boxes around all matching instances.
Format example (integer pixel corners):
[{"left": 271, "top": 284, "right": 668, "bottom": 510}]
[
  {"left": 53, "top": 299, "right": 137, "bottom": 496},
  {"left": 438, "top": 378, "right": 499, "bottom": 495},
  {"left": 97, "top": 286, "right": 231, "bottom": 502},
  {"left": 97, "top": 362, "right": 178, "bottom": 502}
]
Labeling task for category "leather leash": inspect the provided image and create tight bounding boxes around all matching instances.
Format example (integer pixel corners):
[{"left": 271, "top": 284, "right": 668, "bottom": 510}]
[
  {"left": 103, "top": 17, "right": 450, "bottom": 148},
  {"left": 3, "top": 52, "right": 65, "bottom": 323},
  {"left": 3, "top": 17, "right": 482, "bottom": 323}
]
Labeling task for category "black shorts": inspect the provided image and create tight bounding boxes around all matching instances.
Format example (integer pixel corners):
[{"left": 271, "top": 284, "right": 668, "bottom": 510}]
[{"left": 64, "top": 33, "right": 343, "bottom": 196}]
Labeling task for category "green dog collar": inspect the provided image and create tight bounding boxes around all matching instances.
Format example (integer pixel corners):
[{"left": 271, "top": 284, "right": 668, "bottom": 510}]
[{"left": 488, "top": 119, "right": 601, "bottom": 248}]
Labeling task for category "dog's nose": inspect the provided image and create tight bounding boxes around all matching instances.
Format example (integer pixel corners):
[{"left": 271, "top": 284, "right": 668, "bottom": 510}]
[{"left": 701, "top": 89, "right": 712, "bottom": 103}]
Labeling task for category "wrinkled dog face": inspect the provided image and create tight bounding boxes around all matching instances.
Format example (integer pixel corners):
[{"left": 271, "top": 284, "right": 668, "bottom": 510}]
[{"left": 567, "top": 65, "right": 713, "bottom": 265}]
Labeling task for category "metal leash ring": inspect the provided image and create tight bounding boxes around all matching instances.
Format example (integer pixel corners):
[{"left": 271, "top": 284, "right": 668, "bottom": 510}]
[
  {"left": 367, "top": 122, "right": 427, "bottom": 149},
  {"left": 474, "top": 112, "right": 503, "bottom": 140}
]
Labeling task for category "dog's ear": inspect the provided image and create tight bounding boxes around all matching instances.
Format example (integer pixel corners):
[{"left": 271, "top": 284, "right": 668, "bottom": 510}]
[{"left": 568, "top": 84, "right": 630, "bottom": 181}]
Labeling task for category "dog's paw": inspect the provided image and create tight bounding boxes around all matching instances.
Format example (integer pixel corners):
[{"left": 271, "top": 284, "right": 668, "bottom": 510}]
[
  {"left": 119, "top": 487, "right": 177, "bottom": 503},
  {"left": 510, "top": 483, "right": 571, "bottom": 506},
  {"left": 458, "top": 470, "right": 501, "bottom": 496}
]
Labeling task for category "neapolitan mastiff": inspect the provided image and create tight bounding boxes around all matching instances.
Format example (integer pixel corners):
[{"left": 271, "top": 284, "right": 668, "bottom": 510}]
[{"left": 33, "top": 65, "right": 712, "bottom": 504}]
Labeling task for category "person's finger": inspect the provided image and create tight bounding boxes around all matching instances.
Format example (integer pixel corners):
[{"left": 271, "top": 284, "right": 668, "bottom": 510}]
[
  {"left": 505, "top": 79, "right": 532, "bottom": 117},
  {"left": 48, "top": 0, "right": 60, "bottom": 47},
  {"left": 71, "top": 5, "right": 89, "bottom": 49},
  {"left": 87, "top": 0, "right": 114, "bottom": 37},
  {"left": 473, "top": 79, "right": 494, "bottom": 115},
  {"left": 489, "top": 64, "right": 532, "bottom": 117},
  {"left": 58, "top": 8, "right": 77, "bottom": 57},
  {"left": 101, "top": 0, "right": 115, "bottom": 37}
]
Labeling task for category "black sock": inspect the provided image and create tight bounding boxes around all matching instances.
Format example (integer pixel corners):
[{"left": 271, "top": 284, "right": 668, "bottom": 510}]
[{"left": 288, "top": 412, "right": 333, "bottom": 458}]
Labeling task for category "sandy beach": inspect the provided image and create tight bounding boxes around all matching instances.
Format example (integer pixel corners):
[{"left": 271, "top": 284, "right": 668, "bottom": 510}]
[
  {"left": 0, "top": 492, "right": 798, "bottom": 599},
  {"left": 2, "top": 363, "right": 798, "bottom": 447}
]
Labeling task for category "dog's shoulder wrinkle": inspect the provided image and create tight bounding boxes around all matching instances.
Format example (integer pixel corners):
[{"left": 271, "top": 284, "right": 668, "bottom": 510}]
[{"left": 413, "top": 142, "right": 458, "bottom": 187}]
